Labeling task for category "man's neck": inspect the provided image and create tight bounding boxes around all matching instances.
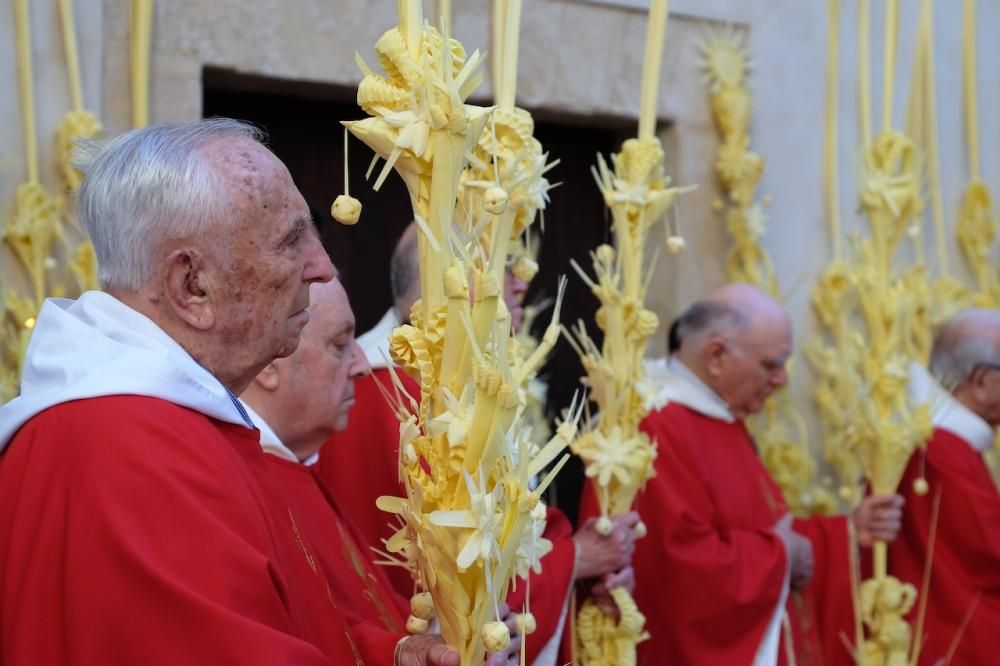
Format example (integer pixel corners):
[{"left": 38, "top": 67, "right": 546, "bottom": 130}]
[
  {"left": 675, "top": 351, "right": 719, "bottom": 394},
  {"left": 666, "top": 356, "right": 736, "bottom": 423},
  {"left": 117, "top": 290, "right": 250, "bottom": 395}
]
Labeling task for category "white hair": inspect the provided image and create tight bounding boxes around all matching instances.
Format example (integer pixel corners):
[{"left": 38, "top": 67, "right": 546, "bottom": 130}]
[
  {"left": 929, "top": 309, "right": 1000, "bottom": 391},
  {"left": 74, "top": 118, "right": 266, "bottom": 292}
]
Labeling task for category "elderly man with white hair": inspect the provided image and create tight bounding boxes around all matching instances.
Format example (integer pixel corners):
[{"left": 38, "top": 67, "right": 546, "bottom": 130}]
[
  {"left": 0, "top": 119, "right": 384, "bottom": 664},
  {"left": 895, "top": 308, "right": 1000, "bottom": 665}
]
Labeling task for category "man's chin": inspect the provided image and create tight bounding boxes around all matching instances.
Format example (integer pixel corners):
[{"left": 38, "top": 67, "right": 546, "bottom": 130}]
[
  {"left": 332, "top": 414, "right": 351, "bottom": 433},
  {"left": 275, "top": 332, "right": 305, "bottom": 359}
]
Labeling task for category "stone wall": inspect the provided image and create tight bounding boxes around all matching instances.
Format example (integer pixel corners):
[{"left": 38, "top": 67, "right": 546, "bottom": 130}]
[{"left": 4, "top": 0, "right": 1000, "bottom": 459}]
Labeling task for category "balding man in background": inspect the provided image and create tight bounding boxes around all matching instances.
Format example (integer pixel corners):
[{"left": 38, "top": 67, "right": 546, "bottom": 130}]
[
  {"left": 628, "top": 283, "right": 903, "bottom": 666},
  {"left": 242, "top": 276, "right": 522, "bottom": 666},
  {"left": 317, "top": 221, "right": 423, "bottom": 595},
  {"left": 896, "top": 309, "right": 1000, "bottom": 665}
]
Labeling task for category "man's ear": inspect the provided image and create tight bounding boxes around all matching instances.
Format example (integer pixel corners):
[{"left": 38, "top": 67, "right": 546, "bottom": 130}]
[
  {"left": 164, "top": 248, "right": 215, "bottom": 330},
  {"left": 703, "top": 335, "right": 727, "bottom": 377},
  {"left": 252, "top": 361, "right": 281, "bottom": 392},
  {"left": 969, "top": 366, "right": 995, "bottom": 405}
]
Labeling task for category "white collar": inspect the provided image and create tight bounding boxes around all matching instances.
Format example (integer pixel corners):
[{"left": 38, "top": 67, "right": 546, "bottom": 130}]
[
  {"left": 357, "top": 307, "right": 401, "bottom": 370},
  {"left": 0, "top": 291, "right": 253, "bottom": 451},
  {"left": 240, "top": 402, "right": 300, "bottom": 463},
  {"left": 909, "top": 362, "right": 995, "bottom": 453},
  {"left": 643, "top": 356, "right": 735, "bottom": 423}
]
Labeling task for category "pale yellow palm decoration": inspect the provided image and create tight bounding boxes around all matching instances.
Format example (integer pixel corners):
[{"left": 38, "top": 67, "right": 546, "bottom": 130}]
[
  {"left": 568, "top": 5, "right": 692, "bottom": 662},
  {"left": 3, "top": 0, "right": 103, "bottom": 402},
  {"left": 344, "top": 5, "right": 575, "bottom": 663},
  {"left": 813, "top": 2, "right": 935, "bottom": 662},
  {"left": 576, "top": 587, "right": 649, "bottom": 666},
  {"left": 6, "top": 183, "right": 62, "bottom": 309},
  {"left": 699, "top": 30, "right": 834, "bottom": 515},
  {"left": 3, "top": 1, "right": 59, "bottom": 400}
]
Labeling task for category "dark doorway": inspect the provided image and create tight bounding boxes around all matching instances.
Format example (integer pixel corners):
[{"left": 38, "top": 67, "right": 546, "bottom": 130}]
[{"left": 203, "top": 67, "right": 631, "bottom": 524}]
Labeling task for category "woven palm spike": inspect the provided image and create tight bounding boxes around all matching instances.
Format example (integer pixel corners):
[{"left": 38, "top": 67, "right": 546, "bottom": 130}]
[
  {"left": 1, "top": 290, "right": 39, "bottom": 396},
  {"left": 567, "top": 21, "right": 695, "bottom": 645},
  {"left": 346, "top": 9, "right": 577, "bottom": 663},
  {"left": 701, "top": 32, "right": 828, "bottom": 514},
  {"left": 460, "top": 104, "right": 555, "bottom": 267},
  {"left": 68, "top": 241, "right": 100, "bottom": 293},
  {"left": 859, "top": 132, "right": 919, "bottom": 240},
  {"left": 574, "top": 586, "right": 649, "bottom": 666},
  {"left": 570, "top": 125, "right": 691, "bottom": 666},
  {"left": 5, "top": 183, "right": 62, "bottom": 309},
  {"left": 956, "top": 181, "right": 999, "bottom": 303},
  {"left": 809, "top": 259, "right": 866, "bottom": 506},
  {"left": 55, "top": 110, "right": 102, "bottom": 193},
  {"left": 3, "top": 0, "right": 103, "bottom": 399},
  {"left": 847, "top": 126, "right": 932, "bottom": 664}
]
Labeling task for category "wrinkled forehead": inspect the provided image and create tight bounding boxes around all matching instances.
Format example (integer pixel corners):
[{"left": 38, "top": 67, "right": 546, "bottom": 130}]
[
  {"left": 204, "top": 139, "right": 305, "bottom": 230},
  {"left": 200, "top": 139, "right": 293, "bottom": 196},
  {"left": 307, "top": 279, "right": 355, "bottom": 331}
]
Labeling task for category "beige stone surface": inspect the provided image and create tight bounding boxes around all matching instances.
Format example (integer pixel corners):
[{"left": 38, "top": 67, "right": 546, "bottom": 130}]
[{"left": 5, "top": 0, "right": 1000, "bottom": 470}]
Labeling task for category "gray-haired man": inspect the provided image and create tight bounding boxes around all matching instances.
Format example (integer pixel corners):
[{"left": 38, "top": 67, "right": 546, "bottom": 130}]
[
  {"left": 896, "top": 308, "right": 1000, "bottom": 665},
  {"left": 0, "top": 119, "right": 391, "bottom": 664}
]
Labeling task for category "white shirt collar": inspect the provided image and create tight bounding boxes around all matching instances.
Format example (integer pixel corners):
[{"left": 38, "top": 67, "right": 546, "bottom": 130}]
[
  {"left": 643, "top": 356, "right": 735, "bottom": 423},
  {"left": 909, "top": 362, "right": 995, "bottom": 453},
  {"left": 357, "top": 307, "right": 401, "bottom": 370},
  {"left": 0, "top": 291, "right": 253, "bottom": 451},
  {"left": 240, "top": 401, "right": 300, "bottom": 463}
]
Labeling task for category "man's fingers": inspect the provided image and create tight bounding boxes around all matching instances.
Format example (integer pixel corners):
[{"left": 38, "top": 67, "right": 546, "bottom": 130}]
[
  {"left": 871, "top": 515, "right": 902, "bottom": 529},
  {"left": 483, "top": 651, "right": 507, "bottom": 666},
  {"left": 874, "top": 507, "right": 903, "bottom": 523},
  {"left": 427, "top": 643, "right": 461, "bottom": 666},
  {"left": 868, "top": 494, "right": 905, "bottom": 511},
  {"left": 612, "top": 511, "right": 641, "bottom": 529},
  {"left": 604, "top": 566, "right": 635, "bottom": 590},
  {"left": 870, "top": 523, "right": 902, "bottom": 541}
]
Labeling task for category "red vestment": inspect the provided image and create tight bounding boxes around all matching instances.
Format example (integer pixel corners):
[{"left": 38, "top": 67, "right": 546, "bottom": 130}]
[
  {"left": 579, "top": 401, "right": 854, "bottom": 665},
  {"left": 0, "top": 396, "right": 365, "bottom": 665},
  {"left": 317, "top": 368, "right": 577, "bottom": 664},
  {"left": 317, "top": 367, "right": 419, "bottom": 596},
  {"left": 889, "top": 427, "right": 1000, "bottom": 665},
  {"left": 256, "top": 453, "right": 411, "bottom": 663},
  {"left": 505, "top": 507, "right": 577, "bottom": 664}
]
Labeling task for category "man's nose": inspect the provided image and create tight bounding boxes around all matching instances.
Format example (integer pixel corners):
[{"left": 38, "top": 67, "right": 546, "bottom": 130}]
[
  {"left": 349, "top": 341, "right": 369, "bottom": 378},
  {"left": 303, "top": 233, "right": 334, "bottom": 284}
]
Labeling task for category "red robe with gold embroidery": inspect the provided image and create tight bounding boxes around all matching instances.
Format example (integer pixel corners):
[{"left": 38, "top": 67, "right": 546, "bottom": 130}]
[
  {"left": 0, "top": 396, "right": 366, "bottom": 665},
  {"left": 256, "top": 453, "right": 411, "bottom": 664},
  {"left": 579, "top": 403, "right": 854, "bottom": 666},
  {"left": 889, "top": 427, "right": 1000, "bottom": 665}
]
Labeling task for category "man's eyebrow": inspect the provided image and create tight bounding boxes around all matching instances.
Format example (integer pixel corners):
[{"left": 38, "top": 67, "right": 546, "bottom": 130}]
[
  {"left": 331, "top": 321, "right": 354, "bottom": 339},
  {"left": 281, "top": 216, "right": 311, "bottom": 244}
]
